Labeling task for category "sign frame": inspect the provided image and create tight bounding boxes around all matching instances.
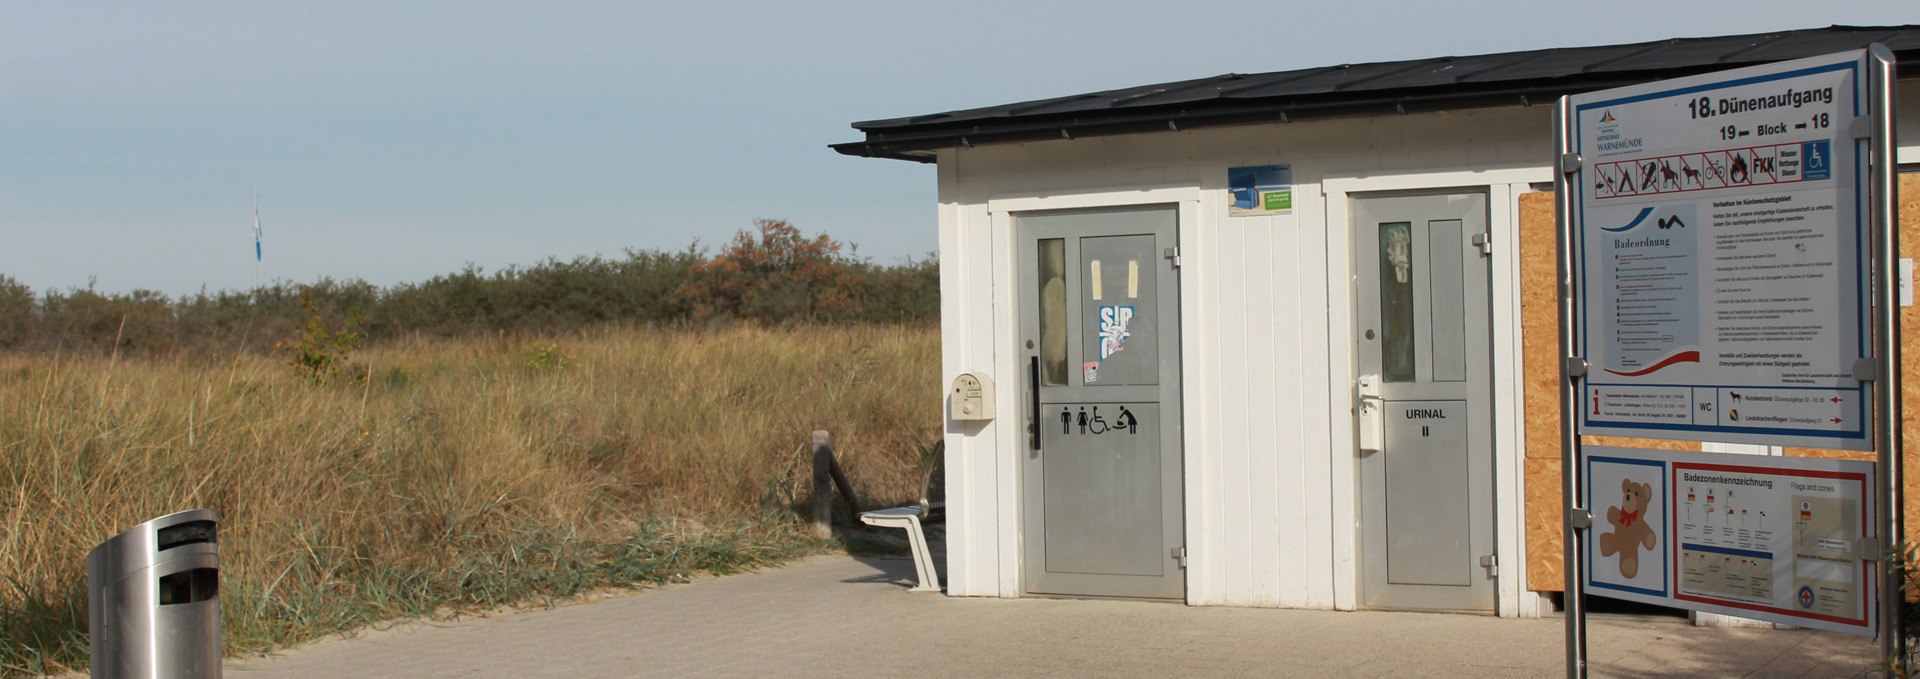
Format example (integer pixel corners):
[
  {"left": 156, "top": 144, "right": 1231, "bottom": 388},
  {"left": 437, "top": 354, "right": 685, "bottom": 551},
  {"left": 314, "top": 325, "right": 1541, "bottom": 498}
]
[
  {"left": 1579, "top": 445, "right": 1878, "bottom": 636},
  {"left": 1569, "top": 52, "right": 1873, "bottom": 450},
  {"left": 1554, "top": 45, "right": 1902, "bottom": 677}
]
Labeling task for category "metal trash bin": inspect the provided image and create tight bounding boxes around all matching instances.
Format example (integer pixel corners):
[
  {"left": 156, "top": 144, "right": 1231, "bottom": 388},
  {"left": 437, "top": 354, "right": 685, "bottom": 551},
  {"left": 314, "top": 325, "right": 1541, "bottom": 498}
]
[{"left": 87, "top": 509, "right": 221, "bottom": 679}]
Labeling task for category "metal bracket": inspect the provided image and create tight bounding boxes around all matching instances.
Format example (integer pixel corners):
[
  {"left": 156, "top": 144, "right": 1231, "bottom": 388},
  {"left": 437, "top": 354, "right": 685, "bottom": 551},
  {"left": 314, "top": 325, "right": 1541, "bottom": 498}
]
[
  {"left": 1563, "top": 357, "right": 1589, "bottom": 378},
  {"left": 1479, "top": 554, "right": 1500, "bottom": 578},
  {"left": 1560, "top": 153, "right": 1583, "bottom": 174},
  {"left": 1472, "top": 232, "right": 1493, "bottom": 256},
  {"left": 1854, "top": 537, "right": 1884, "bottom": 561},
  {"left": 1171, "top": 546, "right": 1188, "bottom": 568},
  {"left": 1163, "top": 246, "right": 1181, "bottom": 269},
  {"left": 1568, "top": 509, "right": 1593, "bottom": 530},
  {"left": 1850, "top": 116, "right": 1874, "bottom": 140},
  {"left": 1852, "top": 357, "right": 1879, "bottom": 382}
]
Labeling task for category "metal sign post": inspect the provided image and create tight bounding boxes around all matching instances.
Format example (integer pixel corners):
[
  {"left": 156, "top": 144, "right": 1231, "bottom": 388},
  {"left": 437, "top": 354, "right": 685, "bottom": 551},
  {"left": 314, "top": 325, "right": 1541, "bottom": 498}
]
[
  {"left": 1865, "top": 43, "right": 1904, "bottom": 665},
  {"left": 1552, "top": 97, "right": 1590, "bottom": 677},
  {"left": 1558, "top": 46, "right": 1901, "bottom": 677}
]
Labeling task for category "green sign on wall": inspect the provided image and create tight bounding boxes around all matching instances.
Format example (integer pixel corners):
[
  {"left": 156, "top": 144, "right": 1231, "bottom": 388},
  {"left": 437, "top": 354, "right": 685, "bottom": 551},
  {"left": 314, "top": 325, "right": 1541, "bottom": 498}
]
[{"left": 1229, "top": 164, "right": 1292, "bottom": 217}]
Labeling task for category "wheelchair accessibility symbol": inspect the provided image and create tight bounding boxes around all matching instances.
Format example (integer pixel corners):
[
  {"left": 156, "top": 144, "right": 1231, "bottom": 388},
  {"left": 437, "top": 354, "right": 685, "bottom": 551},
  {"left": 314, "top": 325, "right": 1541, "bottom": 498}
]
[{"left": 1802, "top": 140, "right": 1831, "bottom": 181}]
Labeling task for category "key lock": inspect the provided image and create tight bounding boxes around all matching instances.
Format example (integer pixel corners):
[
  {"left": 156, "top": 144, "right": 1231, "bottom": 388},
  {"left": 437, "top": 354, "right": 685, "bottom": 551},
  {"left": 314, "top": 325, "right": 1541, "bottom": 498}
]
[{"left": 1356, "top": 374, "right": 1386, "bottom": 454}]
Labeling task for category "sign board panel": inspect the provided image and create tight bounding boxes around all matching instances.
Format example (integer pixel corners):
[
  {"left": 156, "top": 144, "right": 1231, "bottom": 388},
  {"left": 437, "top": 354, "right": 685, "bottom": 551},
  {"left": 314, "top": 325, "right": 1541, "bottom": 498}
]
[
  {"left": 1569, "top": 51, "right": 1873, "bottom": 449},
  {"left": 1582, "top": 445, "right": 1877, "bottom": 636},
  {"left": 1227, "top": 164, "right": 1292, "bottom": 216}
]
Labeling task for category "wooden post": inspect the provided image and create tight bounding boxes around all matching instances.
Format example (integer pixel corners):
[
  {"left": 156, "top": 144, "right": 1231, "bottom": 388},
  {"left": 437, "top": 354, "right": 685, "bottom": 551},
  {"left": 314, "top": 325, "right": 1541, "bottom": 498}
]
[
  {"left": 811, "top": 430, "right": 863, "bottom": 537},
  {"left": 828, "top": 453, "right": 859, "bottom": 522},
  {"left": 812, "top": 431, "right": 833, "bottom": 538}
]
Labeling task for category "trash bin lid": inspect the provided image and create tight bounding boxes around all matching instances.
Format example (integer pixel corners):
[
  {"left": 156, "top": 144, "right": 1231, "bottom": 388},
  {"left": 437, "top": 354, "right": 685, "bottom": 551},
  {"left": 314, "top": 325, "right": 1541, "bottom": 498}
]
[{"left": 87, "top": 509, "right": 219, "bottom": 582}]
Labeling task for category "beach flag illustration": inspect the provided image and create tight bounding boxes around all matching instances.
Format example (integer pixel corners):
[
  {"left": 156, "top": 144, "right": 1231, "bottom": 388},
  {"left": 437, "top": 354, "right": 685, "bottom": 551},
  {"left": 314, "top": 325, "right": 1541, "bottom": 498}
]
[{"left": 1800, "top": 501, "right": 1812, "bottom": 522}]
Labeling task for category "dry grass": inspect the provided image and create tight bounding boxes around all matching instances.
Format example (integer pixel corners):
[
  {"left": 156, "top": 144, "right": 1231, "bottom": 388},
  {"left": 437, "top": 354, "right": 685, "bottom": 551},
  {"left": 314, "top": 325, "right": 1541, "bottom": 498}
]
[{"left": 0, "top": 324, "right": 938, "bottom": 675}]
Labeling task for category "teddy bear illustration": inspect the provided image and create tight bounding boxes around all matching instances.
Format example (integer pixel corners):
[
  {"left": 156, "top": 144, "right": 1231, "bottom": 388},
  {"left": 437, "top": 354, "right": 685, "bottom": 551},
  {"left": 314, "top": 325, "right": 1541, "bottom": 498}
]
[{"left": 1598, "top": 478, "right": 1658, "bottom": 579}]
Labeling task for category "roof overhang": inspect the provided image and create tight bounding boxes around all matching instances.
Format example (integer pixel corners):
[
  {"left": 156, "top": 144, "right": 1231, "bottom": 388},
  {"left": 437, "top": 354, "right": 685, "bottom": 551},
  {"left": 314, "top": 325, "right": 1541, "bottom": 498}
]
[{"left": 834, "top": 26, "right": 1920, "bottom": 163}]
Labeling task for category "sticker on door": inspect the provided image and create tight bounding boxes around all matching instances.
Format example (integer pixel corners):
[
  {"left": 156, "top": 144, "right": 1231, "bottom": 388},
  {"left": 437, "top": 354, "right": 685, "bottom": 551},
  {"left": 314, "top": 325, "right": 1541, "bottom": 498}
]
[{"left": 1098, "top": 305, "right": 1134, "bottom": 359}]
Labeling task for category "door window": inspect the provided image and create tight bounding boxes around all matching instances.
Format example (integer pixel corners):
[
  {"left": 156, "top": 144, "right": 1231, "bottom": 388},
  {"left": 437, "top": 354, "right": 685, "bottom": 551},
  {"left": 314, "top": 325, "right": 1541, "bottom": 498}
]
[
  {"left": 1078, "top": 235, "right": 1158, "bottom": 386},
  {"left": 1038, "top": 238, "right": 1068, "bottom": 385},
  {"left": 1377, "top": 221, "right": 1415, "bottom": 382}
]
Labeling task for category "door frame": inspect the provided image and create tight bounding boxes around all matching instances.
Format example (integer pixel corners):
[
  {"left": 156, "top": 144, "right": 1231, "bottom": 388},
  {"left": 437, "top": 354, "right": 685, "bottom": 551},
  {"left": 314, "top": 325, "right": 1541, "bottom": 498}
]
[
  {"left": 988, "top": 188, "right": 1203, "bottom": 602},
  {"left": 1324, "top": 169, "right": 1547, "bottom": 618},
  {"left": 1351, "top": 189, "right": 1495, "bottom": 611}
]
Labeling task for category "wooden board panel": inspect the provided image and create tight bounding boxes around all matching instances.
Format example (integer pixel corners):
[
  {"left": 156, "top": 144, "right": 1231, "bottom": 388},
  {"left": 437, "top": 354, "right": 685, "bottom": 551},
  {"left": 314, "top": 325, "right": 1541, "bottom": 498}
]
[{"left": 1514, "top": 177, "right": 1920, "bottom": 593}]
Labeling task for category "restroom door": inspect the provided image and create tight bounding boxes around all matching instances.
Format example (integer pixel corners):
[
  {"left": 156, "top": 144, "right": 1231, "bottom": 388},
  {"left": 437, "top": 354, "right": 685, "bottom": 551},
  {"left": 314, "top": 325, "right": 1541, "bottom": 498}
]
[
  {"left": 1354, "top": 192, "right": 1495, "bottom": 611},
  {"left": 1017, "top": 205, "right": 1184, "bottom": 600}
]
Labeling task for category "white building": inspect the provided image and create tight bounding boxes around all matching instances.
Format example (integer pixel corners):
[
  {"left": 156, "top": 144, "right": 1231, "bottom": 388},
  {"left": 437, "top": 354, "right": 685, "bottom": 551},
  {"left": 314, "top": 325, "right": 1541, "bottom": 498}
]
[{"left": 836, "top": 26, "right": 1920, "bottom": 617}]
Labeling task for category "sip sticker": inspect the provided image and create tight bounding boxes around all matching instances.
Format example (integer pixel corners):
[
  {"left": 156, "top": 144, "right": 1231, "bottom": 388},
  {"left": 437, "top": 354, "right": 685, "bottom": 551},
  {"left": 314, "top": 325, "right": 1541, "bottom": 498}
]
[{"left": 1098, "top": 305, "right": 1134, "bottom": 359}]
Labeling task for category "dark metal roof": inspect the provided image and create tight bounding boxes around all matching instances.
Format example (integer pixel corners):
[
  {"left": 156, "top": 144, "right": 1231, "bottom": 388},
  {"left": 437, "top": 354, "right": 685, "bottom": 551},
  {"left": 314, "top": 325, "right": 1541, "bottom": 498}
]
[{"left": 835, "top": 25, "right": 1920, "bottom": 163}]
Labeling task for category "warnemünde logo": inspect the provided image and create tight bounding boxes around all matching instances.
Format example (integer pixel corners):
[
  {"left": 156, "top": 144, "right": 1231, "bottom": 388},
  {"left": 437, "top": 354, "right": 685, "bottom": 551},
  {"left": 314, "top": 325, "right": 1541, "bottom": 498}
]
[{"left": 1594, "top": 109, "right": 1643, "bottom": 154}]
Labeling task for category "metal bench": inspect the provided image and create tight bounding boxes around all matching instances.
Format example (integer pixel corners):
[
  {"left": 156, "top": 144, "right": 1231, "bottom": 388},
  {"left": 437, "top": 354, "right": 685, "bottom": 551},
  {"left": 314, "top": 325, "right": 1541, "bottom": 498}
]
[{"left": 859, "top": 440, "right": 944, "bottom": 592}]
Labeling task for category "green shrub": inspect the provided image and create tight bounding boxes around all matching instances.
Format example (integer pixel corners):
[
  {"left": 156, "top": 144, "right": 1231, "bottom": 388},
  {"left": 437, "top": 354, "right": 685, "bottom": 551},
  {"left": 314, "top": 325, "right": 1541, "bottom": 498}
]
[
  {"left": 0, "top": 275, "right": 31, "bottom": 348},
  {"left": 274, "top": 296, "right": 360, "bottom": 384},
  {"left": 523, "top": 343, "right": 575, "bottom": 371}
]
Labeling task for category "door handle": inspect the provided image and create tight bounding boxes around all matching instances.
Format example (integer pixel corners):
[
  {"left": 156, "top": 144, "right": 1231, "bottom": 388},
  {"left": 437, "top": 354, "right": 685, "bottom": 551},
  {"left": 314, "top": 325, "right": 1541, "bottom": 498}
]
[
  {"left": 1357, "top": 374, "right": 1384, "bottom": 454},
  {"left": 1028, "top": 356, "right": 1041, "bottom": 450}
]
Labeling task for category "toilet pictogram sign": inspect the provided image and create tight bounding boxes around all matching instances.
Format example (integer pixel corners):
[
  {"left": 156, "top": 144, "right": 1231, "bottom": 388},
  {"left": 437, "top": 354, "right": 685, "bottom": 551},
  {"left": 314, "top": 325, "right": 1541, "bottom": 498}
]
[{"left": 1055, "top": 405, "right": 1141, "bottom": 436}]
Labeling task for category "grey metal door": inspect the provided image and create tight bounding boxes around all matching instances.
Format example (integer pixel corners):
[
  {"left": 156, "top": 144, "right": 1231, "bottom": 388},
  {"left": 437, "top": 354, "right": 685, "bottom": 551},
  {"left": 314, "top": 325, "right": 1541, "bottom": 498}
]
[
  {"left": 1017, "top": 205, "right": 1184, "bottom": 600},
  {"left": 1354, "top": 192, "right": 1496, "bottom": 611}
]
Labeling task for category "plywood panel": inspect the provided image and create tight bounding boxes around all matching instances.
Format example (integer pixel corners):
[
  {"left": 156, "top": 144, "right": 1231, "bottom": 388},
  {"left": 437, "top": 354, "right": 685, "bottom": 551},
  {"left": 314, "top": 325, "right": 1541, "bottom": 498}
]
[
  {"left": 1518, "top": 191, "right": 1560, "bottom": 465},
  {"left": 1902, "top": 172, "right": 1919, "bottom": 552},
  {"left": 1523, "top": 175, "right": 1920, "bottom": 592},
  {"left": 1518, "top": 192, "right": 1564, "bottom": 593},
  {"left": 1524, "top": 457, "right": 1564, "bottom": 591}
]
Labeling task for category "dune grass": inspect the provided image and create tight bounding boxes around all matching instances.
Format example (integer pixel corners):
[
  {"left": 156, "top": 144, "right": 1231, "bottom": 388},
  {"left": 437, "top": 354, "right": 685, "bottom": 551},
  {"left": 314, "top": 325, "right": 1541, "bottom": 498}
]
[{"left": 0, "top": 324, "right": 938, "bottom": 676}]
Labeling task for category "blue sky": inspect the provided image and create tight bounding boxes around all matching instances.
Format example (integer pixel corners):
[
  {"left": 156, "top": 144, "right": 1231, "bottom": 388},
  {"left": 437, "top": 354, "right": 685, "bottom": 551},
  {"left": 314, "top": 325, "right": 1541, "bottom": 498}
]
[{"left": 2, "top": 2, "right": 1909, "bottom": 296}]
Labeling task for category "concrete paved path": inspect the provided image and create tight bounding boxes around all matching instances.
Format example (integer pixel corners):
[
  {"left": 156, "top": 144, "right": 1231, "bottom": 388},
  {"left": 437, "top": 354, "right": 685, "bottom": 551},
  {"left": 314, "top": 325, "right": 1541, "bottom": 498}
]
[{"left": 227, "top": 554, "right": 1880, "bottom": 678}]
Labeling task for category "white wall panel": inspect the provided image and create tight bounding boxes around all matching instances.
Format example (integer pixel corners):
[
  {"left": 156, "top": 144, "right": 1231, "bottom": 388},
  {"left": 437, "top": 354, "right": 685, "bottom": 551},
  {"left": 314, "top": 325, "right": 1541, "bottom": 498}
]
[{"left": 1242, "top": 202, "right": 1284, "bottom": 607}]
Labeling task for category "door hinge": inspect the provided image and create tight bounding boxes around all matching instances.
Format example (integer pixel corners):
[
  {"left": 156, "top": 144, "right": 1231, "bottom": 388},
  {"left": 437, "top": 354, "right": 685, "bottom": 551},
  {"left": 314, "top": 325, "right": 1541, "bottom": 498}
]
[
  {"left": 1479, "top": 554, "right": 1499, "bottom": 578},
  {"left": 1163, "top": 246, "right": 1181, "bottom": 269},
  {"left": 1471, "top": 232, "right": 1493, "bottom": 256},
  {"left": 1172, "top": 546, "right": 1187, "bottom": 568}
]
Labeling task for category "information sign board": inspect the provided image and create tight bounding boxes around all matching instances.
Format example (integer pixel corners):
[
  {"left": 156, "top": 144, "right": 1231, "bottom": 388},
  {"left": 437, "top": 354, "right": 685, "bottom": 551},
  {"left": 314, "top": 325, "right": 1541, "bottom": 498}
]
[
  {"left": 1581, "top": 446, "right": 1877, "bottom": 636},
  {"left": 1569, "top": 51, "right": 1873, "bottom": 449}
]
